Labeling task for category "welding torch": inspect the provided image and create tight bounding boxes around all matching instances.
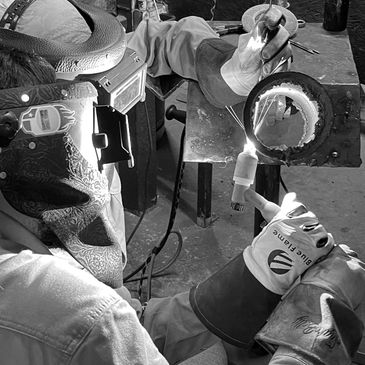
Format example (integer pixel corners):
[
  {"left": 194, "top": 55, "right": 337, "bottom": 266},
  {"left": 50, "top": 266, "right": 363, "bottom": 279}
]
[{"left": 244, "top": 188, "right": 281, "bottom": 222}]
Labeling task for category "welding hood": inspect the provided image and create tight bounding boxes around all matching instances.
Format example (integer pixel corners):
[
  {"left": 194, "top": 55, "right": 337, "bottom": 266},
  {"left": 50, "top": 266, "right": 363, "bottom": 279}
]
[
  {"left": 0, "top": 0, "right": 148, "bottom": 286},
  {"left": 0, "top": 0, "right": 147, "bottom": 166}
]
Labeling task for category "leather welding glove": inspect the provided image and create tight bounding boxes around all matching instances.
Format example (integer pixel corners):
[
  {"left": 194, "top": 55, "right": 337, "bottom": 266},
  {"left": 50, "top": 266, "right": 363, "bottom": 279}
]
[
  {"left": 195, "top": 6, "right": 292, "bottom": 108},
  {"left": 189, "top": 192, "right": 333, "bottom": 349},
  {"left": 220, "top": 6, "right": 292, "bottom": 98},
  {"left": 256, "top": 244, "right": 365, "bottom": 365},
  {"left": 244, "top": 192, "right": 335, "bottom": 295}
]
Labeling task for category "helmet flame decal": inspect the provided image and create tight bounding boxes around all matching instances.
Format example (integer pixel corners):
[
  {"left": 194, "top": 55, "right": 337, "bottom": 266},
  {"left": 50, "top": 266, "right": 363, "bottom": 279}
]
[{"left": 21, "top": 104, "right": 76, "bottom": 137}]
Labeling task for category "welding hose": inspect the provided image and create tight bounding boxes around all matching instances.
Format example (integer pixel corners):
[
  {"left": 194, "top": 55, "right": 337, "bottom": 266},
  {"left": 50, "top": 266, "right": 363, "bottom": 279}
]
[{"left": 124, "top": 106, "right": 186, "bottom": 297}]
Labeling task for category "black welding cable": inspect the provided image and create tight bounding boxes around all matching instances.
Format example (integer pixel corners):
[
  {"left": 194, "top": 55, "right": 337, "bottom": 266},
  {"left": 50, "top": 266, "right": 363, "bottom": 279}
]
[
  {"left": 280, "top": 173, "right": 289, "bottom": 193},
  {"left": 145, "top": 230, "right": 183, "bottom": 300},
  {"left": 124, "top": 125, "right": 186, "bottom": 284},
  {"left": 126, "top": 102, "right": 153, "bottom": 247},
  {"left": 209, "top": 0, "right": 217, "bottom": 20},
  {"left": 125, "top": 126, "right": 185, "bottom": 283},
  {"left": 127, "top": 230, "right": 183, "bottom": 283},
  {"left": 146, "top": 250, "right": 156, "bottom": 301}
]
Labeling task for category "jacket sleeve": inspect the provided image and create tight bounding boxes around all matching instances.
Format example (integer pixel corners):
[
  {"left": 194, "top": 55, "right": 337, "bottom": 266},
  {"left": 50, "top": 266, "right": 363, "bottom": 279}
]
[
  {"left": 127, "top": 16, "right": 218, "bottom": 80},
  {"left": 71, "top": 298, "right": 169, "bottom": 365},
  {"left": 128, "top": 17, "right": 244, "bottom": 107},
  {"left": 142, "top": 291, "right": 220, "bottom": 364}
]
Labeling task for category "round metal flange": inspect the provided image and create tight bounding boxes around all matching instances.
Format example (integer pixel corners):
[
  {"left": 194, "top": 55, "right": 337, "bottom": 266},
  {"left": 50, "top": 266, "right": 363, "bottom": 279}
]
[
  {"left": 241, "top": 4, "right": 298, "bottom": 38},
  {"left": 243, "top": 71, "right": 334, "bottom": 164}
]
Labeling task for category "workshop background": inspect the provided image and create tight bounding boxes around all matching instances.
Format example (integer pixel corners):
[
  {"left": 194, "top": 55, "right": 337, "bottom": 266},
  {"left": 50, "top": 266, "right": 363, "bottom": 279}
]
[
  {"left": 167, "top": 0, "right": 365, "bottom": 84},
  {"left": 88, "top": 0, "right": 365, "bottom": 82},
  {"left": 87, "top": 0, "right": 365, "bottom": 361},
  {"left": 116, "top": 0, "right": 365, "bottom": 304}
]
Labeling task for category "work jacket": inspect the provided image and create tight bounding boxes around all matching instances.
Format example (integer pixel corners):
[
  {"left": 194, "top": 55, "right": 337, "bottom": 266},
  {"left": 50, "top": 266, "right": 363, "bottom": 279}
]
[{"left": 0, "top": 246, "right": 169, "bottom": 365}]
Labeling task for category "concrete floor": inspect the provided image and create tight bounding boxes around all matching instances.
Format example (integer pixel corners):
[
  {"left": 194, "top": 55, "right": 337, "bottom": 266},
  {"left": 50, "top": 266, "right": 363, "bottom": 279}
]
[{"left": 123, "top": 83, "right": 365, "bottom": 359}]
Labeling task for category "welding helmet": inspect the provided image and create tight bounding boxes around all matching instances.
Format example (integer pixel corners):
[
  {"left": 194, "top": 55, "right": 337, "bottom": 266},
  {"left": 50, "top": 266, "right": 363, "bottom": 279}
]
[{"left": 0, "top": 0, "right": 147, "bottom": 287}]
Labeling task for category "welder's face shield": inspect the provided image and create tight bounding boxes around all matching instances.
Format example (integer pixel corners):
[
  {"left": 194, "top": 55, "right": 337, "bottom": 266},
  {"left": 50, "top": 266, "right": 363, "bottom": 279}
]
[
  {"left": 0, "top": 81, "right": 137, "bottom": 287},
  {"left": 0, "top": 0, "right": 150, "bottom": 287},
  {"left": 0, "top": 0, "right": 148, "bottom": 167},
  {"left": 243, "top": 72, "right": 334, "bottom": 164}
]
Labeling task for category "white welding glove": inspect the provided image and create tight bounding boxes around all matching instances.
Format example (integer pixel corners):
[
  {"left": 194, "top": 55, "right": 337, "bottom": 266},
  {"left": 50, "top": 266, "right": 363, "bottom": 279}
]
[
  {"left": 243, "top": 192, "right": 334, "bottom": 295},
  {"left": 221, "top": 6, "right": 292, "bottom": 97}
]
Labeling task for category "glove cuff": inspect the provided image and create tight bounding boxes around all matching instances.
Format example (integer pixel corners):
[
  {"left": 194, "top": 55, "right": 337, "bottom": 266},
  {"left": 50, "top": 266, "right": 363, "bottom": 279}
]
[
  {"left": 189, "top": 253, "right": 281, "bottom": 348},
  {"left": 195, "top": 38, "right": 247, "bottom": 108}
]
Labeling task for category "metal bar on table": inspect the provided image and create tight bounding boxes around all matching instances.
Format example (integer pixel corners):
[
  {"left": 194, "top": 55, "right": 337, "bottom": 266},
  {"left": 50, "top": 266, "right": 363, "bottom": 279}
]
[{"left": 290, "top": 40, "right": 320, "bottom": 55}]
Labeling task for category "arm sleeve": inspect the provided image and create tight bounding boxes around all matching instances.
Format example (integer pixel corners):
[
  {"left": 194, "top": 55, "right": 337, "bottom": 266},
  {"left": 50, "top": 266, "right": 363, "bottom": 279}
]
[
  {"left": 127, "top": 16, "right": 218, "bottom": 80},
  {"left": 142, "top": 291, "right": 220, "bottom": 364},
  {"left": 128, "top": 17, "right": 245, "bottom": 107},
  {"left": 71, "top": 299, "right": 168, "bottom": 365}
]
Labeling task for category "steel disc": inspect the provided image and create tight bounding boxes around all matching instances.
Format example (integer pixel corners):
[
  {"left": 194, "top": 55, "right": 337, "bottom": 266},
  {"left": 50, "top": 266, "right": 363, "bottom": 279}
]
[{"left": 241, "top": 4, "right": 298, "bottom": 38}]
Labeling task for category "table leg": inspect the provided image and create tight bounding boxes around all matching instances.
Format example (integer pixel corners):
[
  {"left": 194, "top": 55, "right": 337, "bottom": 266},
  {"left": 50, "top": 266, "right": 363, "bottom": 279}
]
[
  {"left": 254, "top": 164, "right": 281, "bottom": 237},
  {"left": 197, "top": 162, "right": 213, "bottom": 228}
]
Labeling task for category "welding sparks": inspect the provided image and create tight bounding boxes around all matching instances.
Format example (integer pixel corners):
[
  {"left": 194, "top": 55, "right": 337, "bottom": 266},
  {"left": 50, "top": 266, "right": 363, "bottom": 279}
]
[{"left": 245, "top": 138, "right": 257, "bottom": 154}]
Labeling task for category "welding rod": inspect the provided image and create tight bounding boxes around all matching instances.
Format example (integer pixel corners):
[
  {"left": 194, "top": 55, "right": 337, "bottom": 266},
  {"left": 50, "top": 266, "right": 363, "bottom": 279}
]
[{"left": 290, "top": 40, "right": 320, "bottom": 55}]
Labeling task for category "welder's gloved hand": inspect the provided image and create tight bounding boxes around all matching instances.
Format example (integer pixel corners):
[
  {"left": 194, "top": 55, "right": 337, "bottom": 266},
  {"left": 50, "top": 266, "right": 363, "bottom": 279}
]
[
  {"left": 256, "top": 244, "right": 365, "bottom": 365},
  {"left": 243, "top": 192, "right": 334, "bottom": 295},
  {"left": 221, "top": 6, "right": 292, "bottom": 97},
  {"left": 300, "top": 244, "right": 365, "bottom": 310}
]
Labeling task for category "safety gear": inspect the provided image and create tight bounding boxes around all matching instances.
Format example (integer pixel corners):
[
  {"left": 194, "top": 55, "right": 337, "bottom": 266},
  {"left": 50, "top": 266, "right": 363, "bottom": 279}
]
[
  {"left": 244, "top": 192, "right": 335, "bottom": 295},
  {"left": 220, "top": 7, "right": 292, "bottom": 98},
  {"left": 0, "top": 0, "right": 143, "bottom": 289},
  {"left": 0, "top": 0, "right": 126, "bottom": 79},
  {"left": 301, "top": 244, "right": 365, "bottom": 309},
  {"left": 189, "top": 253, "right": 282, "bottom": 348},
  {"left": 195, "top": 7, "right": 292, "bottom": 108},
  {"left": 256, "top": 244, "right": 365, "bottom": 365},
  {"left": 0, "top": 82, "right": 126, "bottom": 288}
]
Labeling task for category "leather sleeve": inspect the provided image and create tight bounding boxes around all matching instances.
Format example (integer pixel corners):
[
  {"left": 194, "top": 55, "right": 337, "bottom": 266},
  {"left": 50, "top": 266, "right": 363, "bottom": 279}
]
[
  {"left": 128, "top": 16, "right": 218, "bottom": 80},
  {"left": 128, "top": 17, "right": 244, "bottom": 107}
]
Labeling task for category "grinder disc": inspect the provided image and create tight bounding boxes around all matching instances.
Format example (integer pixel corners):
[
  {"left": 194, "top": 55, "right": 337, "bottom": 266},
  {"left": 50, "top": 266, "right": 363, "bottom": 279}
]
[{"left": 241, "top": 4, "right": 298, "bottom": 38}]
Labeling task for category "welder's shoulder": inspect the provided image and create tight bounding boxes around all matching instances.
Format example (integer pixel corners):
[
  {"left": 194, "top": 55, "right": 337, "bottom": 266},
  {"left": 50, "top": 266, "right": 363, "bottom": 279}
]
[{"left": 0, "top": 249, "right": 133, "bottom": 362}]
